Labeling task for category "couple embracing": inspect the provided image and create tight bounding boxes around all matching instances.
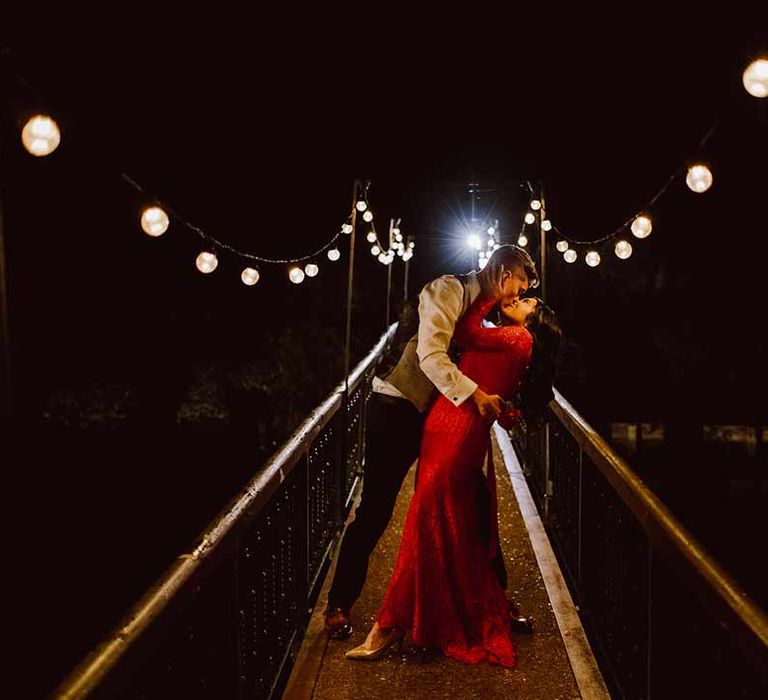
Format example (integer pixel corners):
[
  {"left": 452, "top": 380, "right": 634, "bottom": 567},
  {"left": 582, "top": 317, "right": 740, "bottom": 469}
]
[{"left": 325, "top": 244, "right": 562, "bottom": 668}]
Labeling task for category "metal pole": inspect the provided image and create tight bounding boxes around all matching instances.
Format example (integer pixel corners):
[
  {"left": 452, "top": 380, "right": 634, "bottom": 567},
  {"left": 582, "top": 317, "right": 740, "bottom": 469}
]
[
  {"left": 385, "top": 218, "right": 393, "bottom": 328},
  {"left": 0, "top": 143, "right": 11, "bottom": 423},
  {"left": 539, "top": 185, "right": 547, "bottom": 303},
  {"left": 403, "top": 238, "right": 410, "bottom": 300},
  {"left": 343, "top": 180, "right": 360, "bottom": 392}
]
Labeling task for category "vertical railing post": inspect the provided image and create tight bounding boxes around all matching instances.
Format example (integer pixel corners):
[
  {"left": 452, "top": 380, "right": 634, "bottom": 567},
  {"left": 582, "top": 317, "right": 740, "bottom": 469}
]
[{"left": 543, "top": 420, "right": 552, "bottom": 522}]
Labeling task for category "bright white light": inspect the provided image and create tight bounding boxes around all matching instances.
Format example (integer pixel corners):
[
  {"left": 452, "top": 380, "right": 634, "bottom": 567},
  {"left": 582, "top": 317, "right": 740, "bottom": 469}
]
[
  {"left": 479, "top": 250, "right": 487, "bottom": 260},
  {"left": 289, "top": 267, "right": 305, "bottom": 283},
  {"left": 342, "top": 223, "right": 353, "bottom": 234},
  {"left": 564, "top": 249, "right": 577, "bottom": 263},
  {"left": 196, "top": 252, "right": 218, "bottom": 274},
  {"left": 362, "top": 210, "right": 373, "bottom": 222},
  {"left": 327, "top": 248, "right": 341, "bottom": 261},
  {"left": 378, "top": 253, "right": 388, "bottom": 263},
  {"left": 356, "top": 201, "right": 367, "bottom": 212},
  {"left": 403, "top": 251, "right": 413, "bottom": 261},
  {"left": 585, "top": 251, "right": 601, "bottom": 267},
  {"left": 487, "top": 237, "right": 495, "bottom": 248},
  {"left": 397, "top": 249, "right": 404, "bottom": 256},
  {"left": 524, "top": 212, "right": 536, "bottom": 225},
  {"left": 556, "top": 240, "right": 569, "bottom": 252},
  {"left": 367, "top": 231, "right": 377, "bottom": 243},
  {"left": 493, "top": 243, "right": 500, "bottom": 251},
  {"left": 21, "top": 115, "right": 61, "bottom": 156},
  {"left": 478, "top": 257, "right": 489, "bottom": 270},
  {"left": 615, "top": 240, "right": 633, "bottom": 259},
  {"left": 392, "top": 227, "right": 401, "bottom": 236},
  {"left": 141, "top": 206, "right": 170, "bottom": 237},
  {"left": 530, "top": 200, "right": 542, "bottom": 211},
  {"left": 241, "top": 267, "right": 260, "bottom": 285},
  {"left": 395, "top": 232, "right": 403, "bottom": 242},
  {"left": 371, "top": 245, "right": 380, "bottom": 255},
  {"left": 487, "top": 226, "right": 495, "bottom": 235},
  {"left": 541, "top": 219, "right": 552, "bottom": 231},
  {"left": 409, "top": 241, "right": 415, "bottom": 248},
  {"left": 631, "top": 215, "right": 653, "bottom": 239},
  {"left": 518, "top": 235, "right": 528, "bottom": 246},
  {"left": 305, "top": 263, "right": 319, "bottom": 277},
  {"left": 467, "top": 233, "right": 482, "bottom": 250},
  {"left": 743, "top": 59, "right": 768, "bottom": 98},
  {"left": 686, "top": 164, "right": 713, "bottom": 193}
]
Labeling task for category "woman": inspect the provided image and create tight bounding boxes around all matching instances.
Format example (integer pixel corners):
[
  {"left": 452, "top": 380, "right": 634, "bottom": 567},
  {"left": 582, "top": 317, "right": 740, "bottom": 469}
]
[{"left": 346, "top": 290, "right": 562, "bottom": 666}]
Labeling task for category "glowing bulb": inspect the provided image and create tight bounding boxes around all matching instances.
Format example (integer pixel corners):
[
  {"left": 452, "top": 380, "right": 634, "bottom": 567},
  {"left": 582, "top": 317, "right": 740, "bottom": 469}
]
[
  {"left": 196, "top": 251, "right": 218, "bottom": 274},
  {"left": 487, "top": 226, "right": 495, "bottom": 235},
  {"left": 342, "top": 223, "right": 353, "bottom": 234},
  {"left": 467, "top": 234, "right": 482, "bottom": 250},
  {"left": 585, "top": 251, "right": 601, "bottom": 267},
  {"left": 21, "top": 115, "right": 61, "bottom": 156},
  {"left": 564, "top": 249, "right": 577, "bottom": 263},
  {"left": 327, "top": 248, "right": 341, "bottom": 261},
  {"left": 392, "top": 227, "right": 401, "bottom": 236},
  {"left": 305, "top": 263, "right": 319, "bottom": 277},
  {"left": 631, "top": 215, "right": 652, "bottom": 238},
  {"left": 241, "top": 267, "right": 260, "bottom": 285},
  {"left": 556, "top": 240, "right": 569, "bottom": 252},
  {"left": 403, "top": 251, "right": 413, "bottom": 261},
  {"left": 493, "top": 243, "right": 500, "bottom": 251},
  {"left": 530, "top": 200, "right": 542, "bottom": 211},
  {"left": 356, "top": 201, "right": 367, "bottom": 212},
  {"left": 541, "top": 219, "right": 552, "bottom": 231},
  {"left": 371, "top": 245, "right": 380, "bottom": 255},
  {"left": 518, "top": 235, "right": 528, "bottom": 246},
  {"left": 686, "top": 164, "right": 713, "bottom": 193},
  {"left": 395, "top": 232, "right": 403, "bottom": 242},
  {"left": 397, "top": 249, "right": 404, "bottom": 256},
  {"left": 487, "top": 237, "right": 495, "bottom": 248},
  {"left": 743, "top": 59, "right": 768, "bottom": 98},
  {"left": 363, "top": 210, "right": 374, "bottom": 222},
  {"left": 524, "top": 212, "right": 535, "bottom": 225},
  {"left": 615, "top": 240, "right": 633, "bottom": 259},
  {"left": 409, "top": 241, "right": 415, "bottom": 248},
  {"left": 367, "top": 231, "right": 377, "bottom": 243},
  {"left": 479, "top": 250, "right": 487, "bottom": 260},
  {"left": 478, "top": 257, "right": 489, "bottom": 270},
  {"left": 289, "top": 267, "right": 305, "bottom": 284},
  {"left": 378, "top": 253, "right": 388, "bottom": 263},
  {"left": 141, "top": 206, "right": 170, "bottom": 237}
]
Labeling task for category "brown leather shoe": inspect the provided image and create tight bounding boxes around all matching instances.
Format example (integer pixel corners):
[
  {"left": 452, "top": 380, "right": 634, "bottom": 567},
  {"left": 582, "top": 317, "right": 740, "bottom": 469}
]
[{"left": 324, "top": 605, "right": 353, "bottom": 640}]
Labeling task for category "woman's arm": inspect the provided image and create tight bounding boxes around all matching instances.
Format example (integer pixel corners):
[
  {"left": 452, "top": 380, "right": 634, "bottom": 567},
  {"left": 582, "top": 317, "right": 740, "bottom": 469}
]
[{"left": 454, "top": 294, "right": 531, "bottom": 351}]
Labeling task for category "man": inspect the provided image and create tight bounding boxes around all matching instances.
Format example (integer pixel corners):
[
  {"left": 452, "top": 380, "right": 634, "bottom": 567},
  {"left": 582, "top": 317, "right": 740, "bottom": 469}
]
[{"left": 325, "top": 244, "right": 538, "bottom": 639}]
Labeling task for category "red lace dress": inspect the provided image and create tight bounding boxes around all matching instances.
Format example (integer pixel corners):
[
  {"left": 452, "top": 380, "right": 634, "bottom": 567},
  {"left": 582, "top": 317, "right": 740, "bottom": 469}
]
[{"left": 376, "top": 293, "right": 533, "bottom": 667}]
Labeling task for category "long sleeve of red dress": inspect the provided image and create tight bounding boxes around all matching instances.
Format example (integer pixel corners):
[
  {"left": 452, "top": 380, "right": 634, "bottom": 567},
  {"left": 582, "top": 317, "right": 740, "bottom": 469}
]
[{"left": 376, "top": 293, "right": 533, "bottom": 667}]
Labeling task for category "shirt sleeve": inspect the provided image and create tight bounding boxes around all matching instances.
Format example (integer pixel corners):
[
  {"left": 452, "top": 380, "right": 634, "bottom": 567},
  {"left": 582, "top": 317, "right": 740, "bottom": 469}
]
[{"left": 416, "top": 276, "right": 478, "bottom": 407}]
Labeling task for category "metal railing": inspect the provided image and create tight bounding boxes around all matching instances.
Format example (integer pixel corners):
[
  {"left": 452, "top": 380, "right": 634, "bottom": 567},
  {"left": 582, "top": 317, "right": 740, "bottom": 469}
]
[
  {"left": 53, "top": 326, "right": 396, "bottom": 700},
  {"left": 510, "top": 389, "right": 768, "bottom": 698}
]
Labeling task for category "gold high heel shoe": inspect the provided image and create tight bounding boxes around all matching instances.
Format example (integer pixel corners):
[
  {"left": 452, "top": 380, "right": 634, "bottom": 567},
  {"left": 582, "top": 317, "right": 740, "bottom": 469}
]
[{"left": 345, "top": 623, "right": 405, "bottom": 661}]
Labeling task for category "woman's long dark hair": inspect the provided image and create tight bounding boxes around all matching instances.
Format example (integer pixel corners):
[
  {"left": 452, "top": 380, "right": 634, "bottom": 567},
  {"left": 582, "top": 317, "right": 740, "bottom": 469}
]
[{"left": 497, "top": 298, "right": 563, "bottom": 423}]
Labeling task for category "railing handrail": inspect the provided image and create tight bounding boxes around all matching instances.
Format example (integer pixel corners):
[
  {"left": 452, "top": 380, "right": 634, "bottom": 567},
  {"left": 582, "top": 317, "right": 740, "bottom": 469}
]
[
  {"left": 53, "top": 324, "right": 397, "bottom": 699},
  {"left": 549, "top": 388, "right": 768, "bottom": 667}
]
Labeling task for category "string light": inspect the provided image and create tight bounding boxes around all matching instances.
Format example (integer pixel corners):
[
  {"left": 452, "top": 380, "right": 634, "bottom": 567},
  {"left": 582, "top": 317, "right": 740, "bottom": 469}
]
[
  {"left": 743, "top": 59, "right": 768, "bottom": 98},
  {"left": 556, "top": 240, "right": 569, "bottom": 252},
  {"left": 342, "top": 223, "right": 353, "bottom": 234},
  {"left": 585, "top": 251, "right": 601, "bottom": 267},
  {"left": 196, "top": 251, "right": 218, "bottom": 274},
  {"left": 487, "top": 226, "right": 496, "bottom": 235},
  {"left": 686, "top": 164, "right": 713, "bottom": 193},
  {"left": 541, "top": 220, "right": 552, "bottom": 231},
  {"left": 366, "top": 231, "right": 377, "bottom": 243},
  {"left": 530, "top": 200, "right": 541, "bottom": 211},
  {"left": 141, "top": 206, "right": 170, "bottom": 237},
  {"left": 524, "top": 212, "right": 535, "bottom": 225},
  {"left": 327, "top": 248, "right": 340, "bottom": 261},
  {"left": 478, "top": 257, "right": 489, "bottom": 270},
  {"left": 518, "top": 235, "right": 528, "bottom": 246},
  {"left": 371, "top": 245, "right": 380, "bottom": 255},
  {"left": 356, "top": 201, "right": 367, "bottom": 212},
  {"left": 564, "top": 249, "right": 578, "bottom": 263},
  {"left": 362, "top": 210, "right": 374, "bottom": 222},
  {"left": 241, "top": 268, "right": 260, "bottom": 285},
  {"left": 289, "top": 267, "right": 305, "bottom": 283},
  {"left": 21, "top": 115, "right": 61, "bottom": 156},
  {"left": 305, "top": 263, "right": 319, "bottom": 277},
  {"left": 378, "top": 253, "right": 388, "bottom": 264},
  {"left": 615, "top": 240, "right": 633, "bottom": 259},
  {"left": 631, "top": 215, "right": 653, "bottom": 239}
]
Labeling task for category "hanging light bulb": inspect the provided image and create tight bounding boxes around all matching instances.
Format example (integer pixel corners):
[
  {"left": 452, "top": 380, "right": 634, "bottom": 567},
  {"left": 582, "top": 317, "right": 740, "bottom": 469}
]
[
  {"left": 478, "top": 257, "right": 489, "bottom": 270},
  {"left": 141, "top": 206, "right": 170, "bottom": 237},
  {"left": 241, "top": 267, "right": 260, "bottom": 285},
  {"left": 396, "top": 248, "right": 404, "bottom": 257},
  {"left": 518, "top": 235, "right": 528, "bottom": 246},
  {"left": 356, "top": 201, "right": 367, "bottom": 212},
  {"left": 686, "top": 164, "right": 713, "bottom": 193},
  {"left": 556, "top": 240, "right": 569, "bottom": 252},
  {"left": 585, "top": 251, "right": 601, "bottom": 267},
  {"left": 371, "top": 245, "right": 380, "bottom": 255},
  {"left": 366, "top": 231, "right": 377, "bottom": 243},
  {"left": 564, "top": 249, "right": 577, "bottom": 263},
  {"left": 289, "top": 267, "right": 305, "bottom": 284},
  {"left": 196, "top": 251, "right": 218, "bottom": 274},
  {"left": 21, "top": 115, "right": 61, "bottom": 156},
  {"left": 403, "top": 251, "right": 413, "bottom": 261},
  {"left": 363, "top": 210, "right": 374, "bottom": 222},
  {"left": 530, "top": 200, "right": 542, "bottom": 211},
  {"left": 631, "top": 215, "right": 653, "bottom": 239},
  {"left": 305, "top": 263, "right": 319, "bottom": 277},
  {"left": 524, "top": 212, "right": 536, "bottom": 225},
  {"left": 487, "top": 226, "right": 495, "bottom": 235},
  {"left": 478, "top": 250, "right": 487, "bottom": 260},
  {"left": 743, "top": 58, "right": 768, "bottom": 98},
  {"left": 327, "top": 248, "right": 341, "bottom": 261},
  {"left": 615, "top": 240, "right": 633, "bottom": 259},
  {"left": 378, "top": 253, "right": 388, "bottom": 264},
  {"left": 392, "top": 227, "right": 401, "bottom": 236},
  {"left": 395, "top": 232, "right": 403, "bottom": 242},
  {"left": 409, "top": 241, "right": 415, "bottom": 248},
  {"left": 487, "top": 236, "right": 495, "bottom": 248},
  {"left": 342, "top": 223, "right": 353, "bottom": 234},
  {"left": 541, "top": 219, "right": 552, "bottom": 231}
]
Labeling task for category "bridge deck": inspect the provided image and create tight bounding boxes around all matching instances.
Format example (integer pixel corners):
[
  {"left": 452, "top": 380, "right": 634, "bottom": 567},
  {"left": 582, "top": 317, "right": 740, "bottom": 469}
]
[{"left": 285, "top": 427, "right": 607, "bottom": 699}]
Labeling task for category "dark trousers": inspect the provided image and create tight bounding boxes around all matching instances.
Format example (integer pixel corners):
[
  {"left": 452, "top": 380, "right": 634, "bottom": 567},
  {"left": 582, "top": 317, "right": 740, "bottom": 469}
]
[{"left": 328, "top": 392, "right": 508, "bottom": 611}]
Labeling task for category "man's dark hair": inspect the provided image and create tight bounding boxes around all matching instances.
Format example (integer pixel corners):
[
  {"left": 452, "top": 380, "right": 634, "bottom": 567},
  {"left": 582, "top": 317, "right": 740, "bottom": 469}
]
[{"left": 484, "top": 244, "right": 539, "bottom": 288}]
